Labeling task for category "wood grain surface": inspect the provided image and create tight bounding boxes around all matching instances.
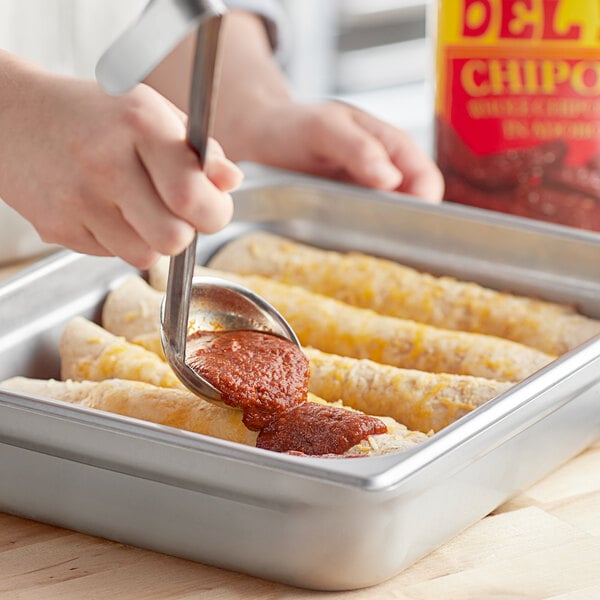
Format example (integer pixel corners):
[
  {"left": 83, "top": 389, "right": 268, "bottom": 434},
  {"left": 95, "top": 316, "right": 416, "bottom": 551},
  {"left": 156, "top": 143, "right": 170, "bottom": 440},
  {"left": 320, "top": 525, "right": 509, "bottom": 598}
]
[{"left": 1, "top": 261, "right": 599, "bottom": 599}]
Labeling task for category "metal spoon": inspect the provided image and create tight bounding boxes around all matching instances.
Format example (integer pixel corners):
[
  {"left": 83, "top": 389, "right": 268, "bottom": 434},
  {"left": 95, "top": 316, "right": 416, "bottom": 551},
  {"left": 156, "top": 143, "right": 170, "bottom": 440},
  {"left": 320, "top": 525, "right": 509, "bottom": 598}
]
[
  {"left": 163, "top": 275, "right": 300, "bottom": 404},
  {"left": 96, "top": 0, "right": 301, "bottom": 406}
]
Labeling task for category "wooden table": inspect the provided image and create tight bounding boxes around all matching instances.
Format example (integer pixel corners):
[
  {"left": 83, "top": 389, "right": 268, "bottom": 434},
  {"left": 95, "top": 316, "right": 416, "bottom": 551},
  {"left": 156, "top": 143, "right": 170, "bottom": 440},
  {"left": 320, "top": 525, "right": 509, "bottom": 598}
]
[{"left": 1, "top": 260, "right": 600, "bottom": 599}]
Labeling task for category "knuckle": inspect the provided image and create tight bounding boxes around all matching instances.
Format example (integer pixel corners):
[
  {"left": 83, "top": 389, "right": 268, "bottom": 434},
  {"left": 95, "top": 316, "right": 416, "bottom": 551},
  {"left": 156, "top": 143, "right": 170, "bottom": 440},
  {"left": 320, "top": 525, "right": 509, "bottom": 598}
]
[
  {"left": 77, "top": 146, "right": 116, "bottom": 180},
  {"left": 166, "top": 175, "right": 204, "bottom": 221},
  {"left": 164, "top": 178, "right": 233, "bottom": 235},
  {"left": 39, "top": 221, "right": 88, "bottom": 252},
  {"left": 352, "top": 138, "right": 381, "bottom": 164},
  {"left": 36, "top": 209, "right": 74, "bottom": 244},
  {"left": 305, "top": 108, "right": 331, "bottom": 135},
  {"left": 154, "top": 222, "right": 195, "bottom": 256},
  {"left": 37, "top": 221, "right": 63, "bottom": 244},
  {"left": 130, "top": 249, "right": 161, "bottom": 271},
  {"left": 119, "top": 91, "right": 156, "bottom": 136},
  {"left": 195, "top": 194, "right": 233, "bottom": 234},
  {"left": 117, "top": 238, "right": 161, "bottom": 269},
  {"left": 164, "top": 180, "right": 198, "bottom": 217}
]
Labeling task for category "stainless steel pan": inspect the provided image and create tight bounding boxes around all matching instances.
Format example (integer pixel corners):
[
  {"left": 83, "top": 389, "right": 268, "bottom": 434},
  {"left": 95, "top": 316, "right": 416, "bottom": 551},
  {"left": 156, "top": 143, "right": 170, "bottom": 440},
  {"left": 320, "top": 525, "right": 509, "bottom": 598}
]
[{"left": 1, "top": 164, "right": 599, "bottom": 590}]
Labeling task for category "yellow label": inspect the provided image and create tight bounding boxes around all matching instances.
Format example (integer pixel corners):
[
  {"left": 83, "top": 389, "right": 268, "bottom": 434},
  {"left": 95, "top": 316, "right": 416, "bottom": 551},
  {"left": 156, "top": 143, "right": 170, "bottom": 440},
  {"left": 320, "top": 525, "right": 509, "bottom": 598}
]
[
  {"left": 434, "top": 0, "right": 600, "bottom": 231},
  {"left": 437, "top": 0, "right": 599, "bottom": 47}
]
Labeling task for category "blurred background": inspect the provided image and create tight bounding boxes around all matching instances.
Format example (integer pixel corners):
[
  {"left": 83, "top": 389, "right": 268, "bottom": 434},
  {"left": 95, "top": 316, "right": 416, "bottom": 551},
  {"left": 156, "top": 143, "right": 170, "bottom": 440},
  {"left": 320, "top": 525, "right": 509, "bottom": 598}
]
[
  {"left": 0, "top": 0, "right": 435, "bottom": 155},
  {"left": 280, "top": 0, "right": 434, "bottom": 155},
  {"left": 0, "top": 0, "right": 435, "bottom": 262}
]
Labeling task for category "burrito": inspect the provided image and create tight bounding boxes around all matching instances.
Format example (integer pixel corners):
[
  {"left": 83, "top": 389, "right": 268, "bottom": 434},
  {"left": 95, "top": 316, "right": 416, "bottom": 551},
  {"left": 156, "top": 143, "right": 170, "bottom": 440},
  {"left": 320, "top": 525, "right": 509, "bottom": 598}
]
[
  {"left": 65, "top": 316, "right": 509, "bottom": 433},
  {"left": 304, "top": 347, "right": 512, "bottom": 432},
  {"left": 61, "top": 316, "right": 182, "bottom": 389},
  {"left": 207, "top": 232, "right": 600, "bottom": 355},
  {"left": 0, "top": 376, "right": 429, "bottom": 457},
  {"left": 144, "top": 268, "right": 555, "bottom": 382}
]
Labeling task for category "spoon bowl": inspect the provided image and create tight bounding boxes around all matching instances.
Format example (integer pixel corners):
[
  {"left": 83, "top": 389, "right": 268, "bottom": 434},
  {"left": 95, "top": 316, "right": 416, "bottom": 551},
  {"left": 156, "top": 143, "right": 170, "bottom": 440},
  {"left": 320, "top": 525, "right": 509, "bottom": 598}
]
[{"left": 161, "top": 275, "right": 301, "bottom": 406}]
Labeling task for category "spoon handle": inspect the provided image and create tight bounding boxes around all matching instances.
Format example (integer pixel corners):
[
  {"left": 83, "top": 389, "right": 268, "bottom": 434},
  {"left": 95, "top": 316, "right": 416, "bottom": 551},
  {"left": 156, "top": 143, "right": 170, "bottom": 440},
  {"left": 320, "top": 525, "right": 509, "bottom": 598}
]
[
  {"left": 187, "top": 10, "right": 224, "bottom": 166},
  {"left": 163, "top": 7, "right": 225, "bottom": 359},
  {"left": 162, "top": 237, "right": 197, "bottom": 358}
]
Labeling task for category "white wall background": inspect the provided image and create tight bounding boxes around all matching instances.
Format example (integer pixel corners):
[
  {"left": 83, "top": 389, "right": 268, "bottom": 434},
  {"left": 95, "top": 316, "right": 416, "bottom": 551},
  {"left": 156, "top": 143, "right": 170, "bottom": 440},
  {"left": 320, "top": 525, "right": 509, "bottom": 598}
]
[{"left": 0, "top": 0, "right": 145, "bottom": 78}]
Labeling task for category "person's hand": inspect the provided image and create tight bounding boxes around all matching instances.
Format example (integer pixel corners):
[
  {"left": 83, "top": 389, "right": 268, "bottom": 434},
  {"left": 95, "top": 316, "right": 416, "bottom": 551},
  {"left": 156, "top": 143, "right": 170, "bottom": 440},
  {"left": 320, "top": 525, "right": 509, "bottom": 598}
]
[
  {"left": 146, "top": 12, "right": 441, "bottom": 202},
  {"left": 217, "top": 99, "right": 444, "bottom": 202},
  {"left": 0, "top": 55, "right": 242, "bottom": 269}
]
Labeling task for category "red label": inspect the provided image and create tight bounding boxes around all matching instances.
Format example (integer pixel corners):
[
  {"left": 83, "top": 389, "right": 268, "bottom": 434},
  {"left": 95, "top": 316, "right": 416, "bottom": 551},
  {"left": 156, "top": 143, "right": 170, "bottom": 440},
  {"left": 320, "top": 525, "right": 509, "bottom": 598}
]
[
  {"left": 446, "top": 50, "right": 600, "bottom": 163},
  {"left": 435, "top": 1, "right": 600, "bottom": 231}
]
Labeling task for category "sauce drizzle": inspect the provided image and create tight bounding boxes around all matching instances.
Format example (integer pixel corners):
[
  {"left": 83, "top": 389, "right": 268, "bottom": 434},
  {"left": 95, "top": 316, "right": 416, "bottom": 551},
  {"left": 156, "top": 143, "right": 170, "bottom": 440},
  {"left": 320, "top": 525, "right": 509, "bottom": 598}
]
[{"left": 187, "top": 329, "right": 387, "bottom": 455}]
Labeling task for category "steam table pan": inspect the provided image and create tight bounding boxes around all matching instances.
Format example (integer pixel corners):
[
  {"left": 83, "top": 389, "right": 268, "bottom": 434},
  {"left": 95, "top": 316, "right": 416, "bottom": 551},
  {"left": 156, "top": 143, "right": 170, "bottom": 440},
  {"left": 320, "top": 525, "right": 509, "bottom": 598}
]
[{"left": 1, "top": 164, "right": 599, "bottom": 591}]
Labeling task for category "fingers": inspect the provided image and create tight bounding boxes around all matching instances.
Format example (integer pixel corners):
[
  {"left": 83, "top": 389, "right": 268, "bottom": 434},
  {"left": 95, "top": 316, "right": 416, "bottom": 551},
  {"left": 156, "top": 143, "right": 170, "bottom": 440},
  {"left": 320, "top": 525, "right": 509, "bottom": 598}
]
[
  {"left": 106, "top": 157, "right": 196, "bottom": 263},
  {"left": 39, "top": 224, "right": 113, "bottom": 259},
  {"left": 81, "top": 202, "right": 161, "bottom": 269},
  {"left": 129, "top": 94, "right": 240, "bottom": 237},
  {"left": 305, "top": 105, "right": 403, "bottom": 191},
  {"left": 35, "top": 182, "right": 163, "bottom": 269},
  {"left": 164, "top": 109, "right": 244, "bottom": 191},
  {"left": 26, "top": 203, "right": 177, "bottom": 269},
  {"left": 97, "top": 141, "right": 240, "bottom": 265},
  {"left": 94, "top": 90, "right": 242, "bottom": 265},
  {"left": 119, "top": 141, "right": 241, "bottom": 262},
  {"left": 351, "top": 108, "right": 445, "bottom": 202},
  {"left": 205, "top": 139, "right": 244, "bottom": 192}
]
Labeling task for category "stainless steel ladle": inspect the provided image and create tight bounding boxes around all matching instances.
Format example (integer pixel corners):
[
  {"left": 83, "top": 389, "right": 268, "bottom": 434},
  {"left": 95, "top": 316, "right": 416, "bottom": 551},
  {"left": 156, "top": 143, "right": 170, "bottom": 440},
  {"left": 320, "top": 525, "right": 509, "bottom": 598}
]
[{"left": 96, "top": 0, "right": 300, "bottom": 406}]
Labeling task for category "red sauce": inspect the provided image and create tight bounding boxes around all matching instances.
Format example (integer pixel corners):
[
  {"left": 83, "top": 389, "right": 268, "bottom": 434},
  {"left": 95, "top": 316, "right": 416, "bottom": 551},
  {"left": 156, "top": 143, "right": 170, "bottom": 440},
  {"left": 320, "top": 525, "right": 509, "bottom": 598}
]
[
  {"left": 187, "top": 330, "right": 309, "bottom": 431},
  {"left": 256, "top": 402, "right": 387, "bottom": 456},
  {"left": 187, "top": 329, "right": 388, "bottom": 455}
]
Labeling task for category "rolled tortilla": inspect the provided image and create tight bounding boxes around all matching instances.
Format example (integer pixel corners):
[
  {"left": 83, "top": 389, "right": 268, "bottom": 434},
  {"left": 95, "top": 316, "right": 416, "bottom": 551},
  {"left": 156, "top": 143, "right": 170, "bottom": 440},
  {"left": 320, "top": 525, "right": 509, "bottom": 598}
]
[
  {"left": 207, "top": 232, "right": 600, "bottom": 355},
  {"left": 0, "top": 377, "right": 428, "bottom": 457},
  {"left": 145, "top": 267, "right": 555, "bottom": 382},
  {"left": 1, "top": 376, "right": 257, "bottom": 446},
  {"left": 61, "top": 316, "right": 182, "bottom": 388},
  {"left": 102, "top": 275, "right": 161, "bottom": 341},
  {"left": 61, "top": 315, "right": 322, "bottom": 407},
  {"left": 68, "top": 315, "right": 507, "bottom": 433},
  {"left": 304, "top": 347, "right": 512, "bottom": 433}
]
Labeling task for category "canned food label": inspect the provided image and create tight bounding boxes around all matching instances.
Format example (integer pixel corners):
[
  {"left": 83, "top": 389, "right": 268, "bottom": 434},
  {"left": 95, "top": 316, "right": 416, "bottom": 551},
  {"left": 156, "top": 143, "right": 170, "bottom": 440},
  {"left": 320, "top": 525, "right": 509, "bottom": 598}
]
[{"left": 435, "top": 0, "right": 600, "bottom": 231}]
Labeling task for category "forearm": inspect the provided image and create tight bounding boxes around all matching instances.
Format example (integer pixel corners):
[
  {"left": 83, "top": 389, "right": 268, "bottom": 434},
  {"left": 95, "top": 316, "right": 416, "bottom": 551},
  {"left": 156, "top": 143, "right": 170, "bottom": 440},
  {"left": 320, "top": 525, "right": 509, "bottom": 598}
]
[
  {"left": 213, "top": 12, "right": 291, "bottom": 119},
  {"left": 0, "top": 49, "right": 36, "bottom": 107},
  {"left": 216, "top": 10, "right": 294, "bottom": 160},
  {"left": 0, "top": 51, "right": 52, "bottom": 202}
]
